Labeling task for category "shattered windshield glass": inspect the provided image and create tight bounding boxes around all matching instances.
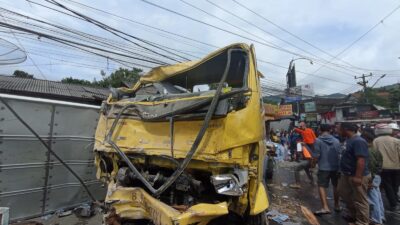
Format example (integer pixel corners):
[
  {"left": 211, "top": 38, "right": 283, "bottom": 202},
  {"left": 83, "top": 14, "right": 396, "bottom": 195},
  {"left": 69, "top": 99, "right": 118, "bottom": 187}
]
[
  {"left": 135, "top": 49, "right": 249, "bottom": 99},
  {"left": 107, "top": 48, "right": 250, "bottom": 120}
]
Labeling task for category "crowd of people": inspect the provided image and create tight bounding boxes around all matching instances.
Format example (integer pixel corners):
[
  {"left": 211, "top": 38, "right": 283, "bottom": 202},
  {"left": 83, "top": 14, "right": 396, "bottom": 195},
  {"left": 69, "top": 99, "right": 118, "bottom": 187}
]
[{"left": 269, "top": 121, "right": 400, "bottom": 225}]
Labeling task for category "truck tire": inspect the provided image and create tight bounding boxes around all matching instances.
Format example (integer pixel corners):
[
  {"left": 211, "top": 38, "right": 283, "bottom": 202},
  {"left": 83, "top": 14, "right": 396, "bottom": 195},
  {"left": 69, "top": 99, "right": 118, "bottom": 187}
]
[{"left": 245, "top": 211, "right": 268, "bottom": 225}]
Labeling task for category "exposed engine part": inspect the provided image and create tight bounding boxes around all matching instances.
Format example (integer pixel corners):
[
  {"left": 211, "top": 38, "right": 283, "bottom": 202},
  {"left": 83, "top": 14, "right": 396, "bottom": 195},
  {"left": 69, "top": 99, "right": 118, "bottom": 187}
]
[
  {"left": 117, "top": 167, "right": 167, "bottom": 187},
  {"left": 116, "top": 167, "right": 203, "bottom": 192},
  {"left": 99, "top": 154, "right": 114, "bottom": 174},
  {"left": 116, "top": 166, "right": 205, "bottom": 207},
  {"left": 175, "top": 175, "right": 191, "bottom": 192}
]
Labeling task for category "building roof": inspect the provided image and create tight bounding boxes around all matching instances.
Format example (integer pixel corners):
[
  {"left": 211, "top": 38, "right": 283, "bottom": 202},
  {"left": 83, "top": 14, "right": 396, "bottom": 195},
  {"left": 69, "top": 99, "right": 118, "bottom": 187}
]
[{"left": 0, "top": 75, "right": 109, "bottom": 105}]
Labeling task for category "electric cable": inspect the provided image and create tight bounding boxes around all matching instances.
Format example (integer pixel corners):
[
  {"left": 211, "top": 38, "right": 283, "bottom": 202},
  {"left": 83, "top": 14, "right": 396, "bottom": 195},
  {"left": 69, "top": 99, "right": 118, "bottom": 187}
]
[
  {"left": 46, "top": 0, "right": 190, "bottom": 63},
  {"left": 304, "top": 2, "right": 400, "bottom": 78}
]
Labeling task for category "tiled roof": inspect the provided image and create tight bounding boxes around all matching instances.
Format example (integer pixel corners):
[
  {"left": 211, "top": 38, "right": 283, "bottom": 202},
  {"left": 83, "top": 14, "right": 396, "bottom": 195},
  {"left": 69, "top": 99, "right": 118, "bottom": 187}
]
[{"left": 0, "top": 75, "right": 109, "bottom": 105}]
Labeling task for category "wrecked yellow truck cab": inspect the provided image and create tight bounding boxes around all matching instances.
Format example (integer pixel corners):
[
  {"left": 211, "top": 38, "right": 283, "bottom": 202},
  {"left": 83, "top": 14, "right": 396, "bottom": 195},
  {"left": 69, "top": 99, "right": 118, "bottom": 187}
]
[{"left": 94, "top": 43, "right": 269, "bottom": 225}]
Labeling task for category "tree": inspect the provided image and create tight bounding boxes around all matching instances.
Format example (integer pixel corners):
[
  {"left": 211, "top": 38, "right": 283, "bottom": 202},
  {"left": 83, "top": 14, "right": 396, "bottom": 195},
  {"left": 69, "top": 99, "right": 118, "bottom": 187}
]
[
  {"left": 60, "top": 67, "right": 142, "bottom": 88},
  {"left": 13, "top": 70, "right": 34, "bottom": 79},
  {"left": 388, "top": 86, "right": 400, "bottom": 111},
  {"left": 61, "top": 77, "right": 93, "bottom": 86},
  {"left": 364, "top": 88, "right": 390, "bottom": 108},
  {"left": 96, "top": 68, "right": 142, "bottom": 88}
]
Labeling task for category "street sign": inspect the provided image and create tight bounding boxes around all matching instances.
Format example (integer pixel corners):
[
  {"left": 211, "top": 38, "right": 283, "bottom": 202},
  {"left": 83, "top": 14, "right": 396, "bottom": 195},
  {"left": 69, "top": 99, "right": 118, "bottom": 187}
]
[
  {"left": 287, "top": 84, "right": 314, "bottom": 97},
  {"left": 285, "top": 96, "right": 302, "bottom": 103}
]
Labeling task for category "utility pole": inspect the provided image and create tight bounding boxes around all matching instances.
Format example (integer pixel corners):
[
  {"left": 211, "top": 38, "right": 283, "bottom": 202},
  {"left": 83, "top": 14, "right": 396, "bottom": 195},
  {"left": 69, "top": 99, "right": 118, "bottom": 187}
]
[{"left": 354, "top": 73, "right": 372, "bottom": 103}]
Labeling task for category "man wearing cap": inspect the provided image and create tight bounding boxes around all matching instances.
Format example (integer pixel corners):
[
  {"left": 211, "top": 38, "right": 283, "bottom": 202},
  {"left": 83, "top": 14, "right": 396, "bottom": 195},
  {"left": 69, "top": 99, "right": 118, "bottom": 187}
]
[
  {"left": 338, "top": 123, "right": 371, "bottom": 225},
  {"left": 373, "top": 123, "right": 400, "bottom": 214}
]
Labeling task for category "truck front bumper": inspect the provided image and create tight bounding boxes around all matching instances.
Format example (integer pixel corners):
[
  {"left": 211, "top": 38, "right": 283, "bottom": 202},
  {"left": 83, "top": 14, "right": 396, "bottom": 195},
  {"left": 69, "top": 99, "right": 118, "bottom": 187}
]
[{"left": 105, "top": 186, "right": 229, "bottom": 225}]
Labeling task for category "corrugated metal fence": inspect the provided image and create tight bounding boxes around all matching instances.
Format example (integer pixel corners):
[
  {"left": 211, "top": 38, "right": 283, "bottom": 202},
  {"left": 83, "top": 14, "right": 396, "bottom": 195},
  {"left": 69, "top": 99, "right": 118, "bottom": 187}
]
[{"left": 0, "top": 94, "right": 106, "bottom": 221}]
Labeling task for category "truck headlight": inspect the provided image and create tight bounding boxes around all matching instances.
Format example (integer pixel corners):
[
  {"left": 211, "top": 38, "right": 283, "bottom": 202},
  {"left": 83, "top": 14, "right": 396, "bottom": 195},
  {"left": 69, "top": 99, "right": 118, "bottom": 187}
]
[{"left": 210, "top": 169, "right": 248, "bottom": 196}]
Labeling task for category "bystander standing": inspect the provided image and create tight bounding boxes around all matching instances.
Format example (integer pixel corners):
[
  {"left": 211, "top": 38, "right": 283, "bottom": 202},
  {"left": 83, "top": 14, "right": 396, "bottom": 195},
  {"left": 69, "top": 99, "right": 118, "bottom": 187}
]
[
  {"left": 313, "top": 124, "right": 341, "bottom": 216},
  {"left": 338, "top": 123, "right": 371, "bottom": 225},
  {"left": 362, "top": 131, "right": 385, "bottom": 225},
  {"left": 373, "top": 123, "right": 400, "bottom": 214}
]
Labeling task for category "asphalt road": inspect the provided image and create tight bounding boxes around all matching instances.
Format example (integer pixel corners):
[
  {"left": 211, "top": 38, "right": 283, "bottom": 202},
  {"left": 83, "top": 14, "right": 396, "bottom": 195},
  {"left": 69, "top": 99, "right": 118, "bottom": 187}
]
[
  {"left": 12, "top": 160, "right": 400, "bottom": 225},
  {"left": 267, "top": 161, "right": 400, "bottom": 225}
]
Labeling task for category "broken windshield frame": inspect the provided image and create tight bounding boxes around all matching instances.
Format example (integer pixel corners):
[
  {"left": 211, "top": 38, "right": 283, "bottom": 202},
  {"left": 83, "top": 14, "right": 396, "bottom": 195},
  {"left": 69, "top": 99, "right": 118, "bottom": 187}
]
[{"left": 134, "top": 48, "right": 249, "bottom": 100}]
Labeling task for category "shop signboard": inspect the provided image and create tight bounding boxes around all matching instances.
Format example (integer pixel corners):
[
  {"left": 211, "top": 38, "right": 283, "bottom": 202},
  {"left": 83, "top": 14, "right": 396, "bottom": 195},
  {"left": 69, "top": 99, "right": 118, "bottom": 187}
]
[
  {"left": 304, "top": 101, "right": 316, "bottom": 112},
  {"left": 265, "top": 104, "right": 279, "bottom": 116},
  {"left": 358, "top": 110, "right": 379, "bottom": 119},
  {"left": 278, "top": 104, "right": 293, "bottom": 117}
]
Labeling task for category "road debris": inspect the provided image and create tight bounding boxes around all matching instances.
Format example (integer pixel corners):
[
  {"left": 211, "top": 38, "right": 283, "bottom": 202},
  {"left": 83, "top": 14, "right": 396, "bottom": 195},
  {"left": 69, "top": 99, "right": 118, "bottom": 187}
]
[
  {"left": 266, "top": 210, "right": 289, "bottom": 224},
  {"left": 73, "top": 203, "right": 96, "bottom": 218},
  {"left": 56, "top": 210, "right": 72, "bottom": 218}
]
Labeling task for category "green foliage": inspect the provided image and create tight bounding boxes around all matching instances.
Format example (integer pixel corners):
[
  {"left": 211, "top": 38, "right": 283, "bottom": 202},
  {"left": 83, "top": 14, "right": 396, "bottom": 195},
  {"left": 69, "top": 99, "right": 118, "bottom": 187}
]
[
  {"left": 61, "top": 77, "right": 93, "bottom": 86},
  {"left": 364, "top": 86, "right": 400, "bottom": 111},
  {"left": 61, "top": 67, "right": 142, "bottom": 88},
  {"left": 388, "top": 87, "right": 400, "bottom": 111},
  {"left": 365, "top": 88, "right": 389, "bottom": 106},
  {"left": 13, "top": 70, "right": 34, "bottom": 79},
  {"left": 96, "top": 68, "right": 142, "bottom": 88}
]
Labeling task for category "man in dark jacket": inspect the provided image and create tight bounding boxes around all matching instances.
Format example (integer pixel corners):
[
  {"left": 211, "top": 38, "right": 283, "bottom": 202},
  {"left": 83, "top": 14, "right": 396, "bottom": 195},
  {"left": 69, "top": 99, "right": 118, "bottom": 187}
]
[
  {"left": 338, "top": 123, "right": 371, "bottom": 225},
  {"left": 314, "top": 124, "right": 341, "bottom": 215}
]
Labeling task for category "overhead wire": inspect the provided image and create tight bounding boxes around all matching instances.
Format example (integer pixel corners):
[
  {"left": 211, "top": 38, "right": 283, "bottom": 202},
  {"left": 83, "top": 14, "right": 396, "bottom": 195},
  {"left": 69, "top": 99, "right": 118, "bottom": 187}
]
[
  {"left": 46, "top": 0, "right": 190, "bottom": 63},
  {"left": 3, "top": 0, "right": 386, "bottom": 95},
  {"left": 230, "top": 0, "right": 366, "bottom": 71},
  {"left": 137, "top": 0, "right": 384, "bottom": 91},
  {"left": 205, "top": 0, "right": 361, "bottom": 77},
  {"left": 304, "top": 2, "right": 400, "bottom": 78},
  {"left": 0, "top": 6, "right": 172, "bottom": 65},
  {"left": 0, "top": 21, "right": 167, "bottom": 67},
  {"left": 50, "top": 0, "right": 364, "bottom": 91},
  {"left": 25, "top": 0, "right": 203, "bottom": 59},
  {"left": 0, "top": 12, "right": 46, "bottom": 78}
]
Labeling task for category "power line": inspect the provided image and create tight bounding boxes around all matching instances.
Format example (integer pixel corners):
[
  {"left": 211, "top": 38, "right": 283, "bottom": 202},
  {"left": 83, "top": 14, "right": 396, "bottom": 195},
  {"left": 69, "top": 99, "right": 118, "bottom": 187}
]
[
  {"left": 47, "top": 0, "right": 367, "bottom": 88},
  {"left": 305, "top": 2, "right": 400, "bottom": 77},
  {"left": 0, "top": 20, "right": 167, "bottom": 66},
  {"left": 58, "top": 0, "right": 219, "bottom": 49},
  {"left": 230, "top": 0, "right": 363, "bottom": 71},
  {"left": 6, "top": 1, "right": 190, "bottom": 64},
  {"left": 45, "top": 0, "right": 190, "bottom": 63},
  {"left": 138, "top": 0, "right": 321, "bottom": 58},
  {"left": 206, "top": 0, "right": 360, "bottom": 76},
  {"left": 138, "top": 0, "right": 372, "bottom": 81},
  {"left": 0, "top": 12, "right": 46, "bottom": 79},
  {"left": 257, "top": 59, "right": 354, "bottom": 85},
  {"left": 0, "top": 7, "right": 175, "bottom": 65},
  {"left": 0, "top": 11, "right": 170, "bottom": 65},
  {"left": 179, "top": 0, "right": 293, "bottom": 52}
]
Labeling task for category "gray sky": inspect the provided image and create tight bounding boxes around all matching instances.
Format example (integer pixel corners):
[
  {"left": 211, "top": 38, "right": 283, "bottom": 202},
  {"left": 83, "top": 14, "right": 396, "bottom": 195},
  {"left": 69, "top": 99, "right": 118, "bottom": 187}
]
[{"left": 1, "top": 0, "right": 400, "bottom": 95}]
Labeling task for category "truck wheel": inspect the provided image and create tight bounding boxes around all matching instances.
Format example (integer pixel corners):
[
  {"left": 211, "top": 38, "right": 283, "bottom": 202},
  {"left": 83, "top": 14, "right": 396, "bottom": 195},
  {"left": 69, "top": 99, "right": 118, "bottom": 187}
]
[{"left": 245, "top": 211, "right": 268, "bottom": 225}]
